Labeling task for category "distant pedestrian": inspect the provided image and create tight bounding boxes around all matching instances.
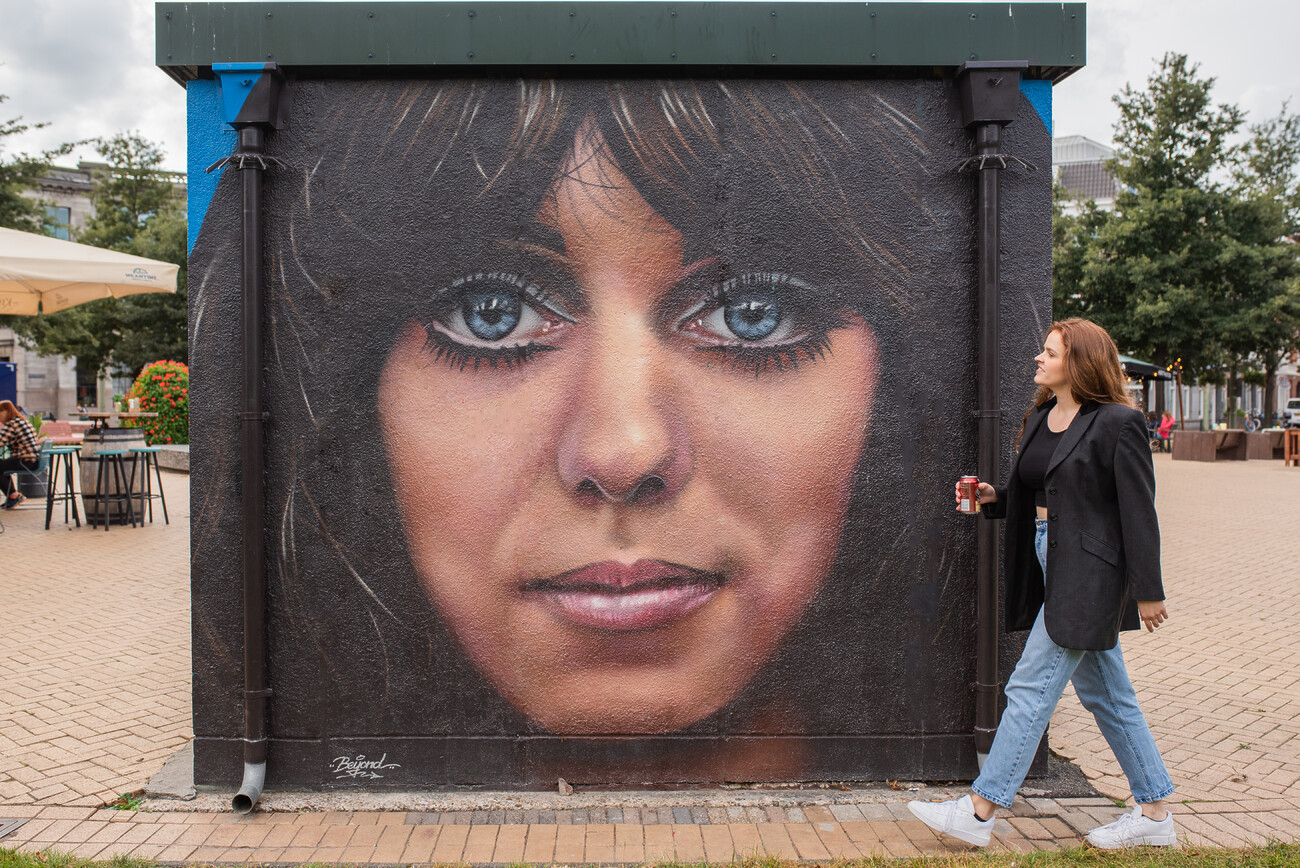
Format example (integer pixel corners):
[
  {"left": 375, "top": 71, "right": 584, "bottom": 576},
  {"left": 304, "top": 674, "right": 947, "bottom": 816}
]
[
  {"left": 910, "top": 318, "right": 1178, "bottom": 849},
  {"left": 0, "top": 400, "right": 39, "bottom": 509}
]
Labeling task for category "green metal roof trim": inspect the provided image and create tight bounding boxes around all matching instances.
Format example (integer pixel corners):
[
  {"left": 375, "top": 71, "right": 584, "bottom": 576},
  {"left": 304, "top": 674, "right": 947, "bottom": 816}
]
[{"left": 157, "top": 2, "right": 1086, "bottom": 84}]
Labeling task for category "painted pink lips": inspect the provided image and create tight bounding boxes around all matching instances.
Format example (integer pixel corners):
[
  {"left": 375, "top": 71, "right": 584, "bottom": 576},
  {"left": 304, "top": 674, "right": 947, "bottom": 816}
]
[{"left": 523, "top": 559, "right": 725, "bottom": 631}]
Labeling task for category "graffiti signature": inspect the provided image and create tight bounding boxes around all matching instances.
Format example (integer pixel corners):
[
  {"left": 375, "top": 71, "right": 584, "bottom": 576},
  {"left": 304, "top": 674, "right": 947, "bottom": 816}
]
[{"left": 330, "top": 753, "right": 401, "bottom": 780}]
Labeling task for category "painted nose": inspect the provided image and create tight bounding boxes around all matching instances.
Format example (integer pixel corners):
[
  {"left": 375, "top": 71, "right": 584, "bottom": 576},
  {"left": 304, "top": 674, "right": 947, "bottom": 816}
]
[{"left": 557, "top": 334, "right": 691, "bottom": 505}]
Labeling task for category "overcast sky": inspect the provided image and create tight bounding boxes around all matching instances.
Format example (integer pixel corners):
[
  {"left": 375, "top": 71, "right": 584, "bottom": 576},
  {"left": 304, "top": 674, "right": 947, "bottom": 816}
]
[{"left": 1, "top": 0, "right": 1297, "bottom": 174}]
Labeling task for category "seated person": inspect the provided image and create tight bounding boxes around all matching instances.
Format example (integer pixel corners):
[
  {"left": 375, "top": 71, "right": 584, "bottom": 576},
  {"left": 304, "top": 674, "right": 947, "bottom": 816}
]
[
  {"left": 0, "top": 400, "right": 39, "bottom": 508},
  {"left": 1157, "top": 411, "right": 1175, "bottom": 452}
]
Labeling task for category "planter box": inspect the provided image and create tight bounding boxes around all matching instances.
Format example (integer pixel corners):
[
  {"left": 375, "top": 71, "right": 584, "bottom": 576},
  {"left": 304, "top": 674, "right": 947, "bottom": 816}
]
[
  {"left": 1246, "top": 431, "right": 1286, "bottom": 460},
  {"left": 1172, "top": 430, "right": 1248, "bottom": 462}
]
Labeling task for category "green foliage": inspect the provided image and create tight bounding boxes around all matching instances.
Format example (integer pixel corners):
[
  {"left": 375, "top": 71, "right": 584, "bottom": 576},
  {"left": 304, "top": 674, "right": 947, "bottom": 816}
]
[
  {"left": 26, "top": 413, "right": 43, "bottom": 438},
  {"left": 1234, "top": 101, "right": 1300, "bottom": 240},
  {"left": 106, "top": 790, "right": 144, "bottom": 811},
  {"left": 124, "top": 360, "right": 189, "bottom": 445},
  {"left": 0, "top": 94, "right": 74, "bottom": 232},
  {"left": 79, "top": 134, "right": 178, "bottom": 252},
  {"left": 1053, "top": 53, "right": 1300, "bottom": 412},
  {"left": 0, "top": 132, "right": 188, "bottom": 377},
  {"left": 1110, "top": 53, "right": 1245, "bottom": 196}
]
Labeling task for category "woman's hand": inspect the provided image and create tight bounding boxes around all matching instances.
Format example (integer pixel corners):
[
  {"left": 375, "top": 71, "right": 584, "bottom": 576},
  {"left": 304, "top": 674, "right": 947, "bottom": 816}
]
[
  {"left": 1137, "top": 600, "right": 1168, "bottom": 632},
  {"left": 953, "top": 480, "right": 997, "bottom": 508}
]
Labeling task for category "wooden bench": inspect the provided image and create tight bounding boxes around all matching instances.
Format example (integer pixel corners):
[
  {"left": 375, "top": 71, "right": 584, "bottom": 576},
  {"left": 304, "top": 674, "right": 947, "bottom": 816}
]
[{"left": 1172, "top": 429, "right": 1249, "bottom": 462}]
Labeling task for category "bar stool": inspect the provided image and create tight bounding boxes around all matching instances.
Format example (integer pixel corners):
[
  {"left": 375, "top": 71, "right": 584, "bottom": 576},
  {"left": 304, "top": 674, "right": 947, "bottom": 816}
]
[
  {"left": 128, "top": 446, "right": 169, "bottom": 525},
  {"left": 44, "top": 445, "right": 81, "bottom": 530},
  {"left": 91, "top": 448, "right": 136, "bottom": 531}
]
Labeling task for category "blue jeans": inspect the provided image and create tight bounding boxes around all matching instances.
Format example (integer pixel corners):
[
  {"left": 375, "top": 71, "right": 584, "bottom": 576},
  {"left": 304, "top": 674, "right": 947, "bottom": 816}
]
[{"left": 972, "top": 518, "right": 1175, "bottom": 807}]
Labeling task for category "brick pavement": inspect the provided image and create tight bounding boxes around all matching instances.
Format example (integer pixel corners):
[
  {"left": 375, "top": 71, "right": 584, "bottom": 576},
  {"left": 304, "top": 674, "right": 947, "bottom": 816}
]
[
  {"left": 0, "top": 471, "right": 192, "bottom": 807},
  {"left": 1, "top": 456, "right": 1297, "bottom": 862},
  {"left": 1048, "top": 453, "right": 1300, "bottom": 847}
]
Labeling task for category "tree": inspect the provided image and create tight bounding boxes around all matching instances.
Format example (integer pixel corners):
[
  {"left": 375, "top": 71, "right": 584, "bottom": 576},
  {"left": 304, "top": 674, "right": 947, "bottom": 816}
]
[
  {"left": 1227, "top": 103, "right": 1300, "bottom": 419},
  {"left": 2, "top": 132, "right": 188, "bottom": 377},
  {"left": 1051, "top": 179, "right": 1107, "bottom": 322},
  {"left": 1052, "top": 54, "right": 1266, "bottom": 418},
  {"left": 1234, "top": 102, "right": 1300, "bottom": 241},
  {"left": 1110, "top": 53, "right": 1245, "bottom": 196},
  {"left": 0, "top": 94, "right": 71, "bottom": 231}
]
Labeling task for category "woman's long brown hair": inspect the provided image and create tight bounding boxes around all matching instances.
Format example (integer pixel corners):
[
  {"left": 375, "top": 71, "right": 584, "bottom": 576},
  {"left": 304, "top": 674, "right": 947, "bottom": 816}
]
[{"left": 1016, "top": 318, "right": 1134, "bottom": 449}]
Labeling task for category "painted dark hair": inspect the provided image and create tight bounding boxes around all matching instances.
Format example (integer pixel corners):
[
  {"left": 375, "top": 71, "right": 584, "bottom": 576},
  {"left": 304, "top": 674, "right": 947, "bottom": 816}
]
[{"left": 192, "top": 77, "right": 986, "bottom": 746}]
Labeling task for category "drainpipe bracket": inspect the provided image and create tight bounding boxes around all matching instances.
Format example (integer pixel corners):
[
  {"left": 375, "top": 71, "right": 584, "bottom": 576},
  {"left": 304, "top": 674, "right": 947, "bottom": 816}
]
[
  {"left": 205, "top": 153, "right": 288, "bottom": 174},
  {"left": 956, "top": 154, "right": 1037, "bottom": 173}
]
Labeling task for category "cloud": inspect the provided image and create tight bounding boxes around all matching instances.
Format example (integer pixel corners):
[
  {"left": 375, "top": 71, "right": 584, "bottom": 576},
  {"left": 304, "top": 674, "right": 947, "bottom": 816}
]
[{"left": 0, "top": 0, "right": 186, "bottom": 170}]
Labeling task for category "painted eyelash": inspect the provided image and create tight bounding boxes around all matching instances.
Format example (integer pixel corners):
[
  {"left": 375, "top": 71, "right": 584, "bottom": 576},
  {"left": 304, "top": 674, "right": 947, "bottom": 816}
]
[
  {"left": 673, "top": 273, "right": 803, "bottom": 329},
  {"left": 432, "top": 272, "right": 567, "bottom": 318},
  {"left": 682, "top": 274, "right": 848, "bottom": 375},
  {"left": 421, "top": 326, "right": 559, "bottom": 372},
  {"left": 696, "top": 318, "right": 844, "bottom": 376},
  {"left": 419, "top": 271, "right": 573, "bottom": 371}
]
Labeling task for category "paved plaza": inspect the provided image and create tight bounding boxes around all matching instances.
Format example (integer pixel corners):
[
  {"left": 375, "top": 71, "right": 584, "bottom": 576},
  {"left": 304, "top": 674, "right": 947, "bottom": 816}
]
[{"left": 2, "top": 455, "right": 1298, "bottom": 861}]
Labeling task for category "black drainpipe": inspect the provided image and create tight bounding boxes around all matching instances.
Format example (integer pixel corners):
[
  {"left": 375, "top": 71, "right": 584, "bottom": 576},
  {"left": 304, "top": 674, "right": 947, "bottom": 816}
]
[
  {"left": 954, "top": 61, "right": 1030, "bottom": 769},
  {"left": 208, "top": 64, "right": 287, "bottom": 814}
]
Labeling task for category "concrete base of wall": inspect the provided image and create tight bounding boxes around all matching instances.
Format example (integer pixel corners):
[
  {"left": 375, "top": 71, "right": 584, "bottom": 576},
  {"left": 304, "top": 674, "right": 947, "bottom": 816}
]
[{"left": 156, "top": 444, "right": 189, "bottom": 473}]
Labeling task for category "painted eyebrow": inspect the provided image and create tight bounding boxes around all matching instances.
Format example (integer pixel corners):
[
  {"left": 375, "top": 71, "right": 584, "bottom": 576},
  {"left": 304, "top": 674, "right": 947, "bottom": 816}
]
[
  {"left": 496, "top": 237, "right": 722, "bottom": 319},
  {"left": 492, "top": 238, "right": 587, "bottom": 313}
]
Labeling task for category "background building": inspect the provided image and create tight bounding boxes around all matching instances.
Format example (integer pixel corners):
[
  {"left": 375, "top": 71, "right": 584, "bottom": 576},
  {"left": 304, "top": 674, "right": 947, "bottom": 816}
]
[{"left": 1053, "top": 134, "right": 1118, "bottom": 214}]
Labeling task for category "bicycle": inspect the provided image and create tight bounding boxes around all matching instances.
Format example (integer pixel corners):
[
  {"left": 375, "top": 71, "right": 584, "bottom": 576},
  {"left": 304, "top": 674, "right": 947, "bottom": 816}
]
[{"left": 1244, "top": 411, "right": 1265, "bottom": 433}]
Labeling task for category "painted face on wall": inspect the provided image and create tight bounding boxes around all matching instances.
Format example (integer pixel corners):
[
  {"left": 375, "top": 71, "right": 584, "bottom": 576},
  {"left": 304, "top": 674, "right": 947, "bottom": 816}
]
[{"left": 378, "top": 117, "right": 878, "bottom": 734}]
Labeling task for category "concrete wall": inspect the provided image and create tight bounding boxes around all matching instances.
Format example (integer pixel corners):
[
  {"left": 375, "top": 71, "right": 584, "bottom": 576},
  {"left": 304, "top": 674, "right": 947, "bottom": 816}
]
[
  {"left": 188, "top": 76, "right": 1055, "bottom": 790},
  {"left": 0, "top": 329, "right": 78, "bottom": 419}
]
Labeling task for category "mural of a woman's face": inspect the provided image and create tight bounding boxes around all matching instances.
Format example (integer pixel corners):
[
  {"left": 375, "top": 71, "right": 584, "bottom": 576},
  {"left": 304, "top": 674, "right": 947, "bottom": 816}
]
[{"left": 378, "top": 117, "right": 878, "bottom": 734}]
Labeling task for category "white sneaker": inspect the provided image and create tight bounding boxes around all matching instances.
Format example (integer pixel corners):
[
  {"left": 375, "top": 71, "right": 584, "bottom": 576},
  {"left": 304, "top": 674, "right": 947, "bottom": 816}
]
[
  {"left": 1086, "top": 805, "right": 1177, "bottom": 848},
  {"left": 907, "top": 795, "right": 994, "bottom": 846}
]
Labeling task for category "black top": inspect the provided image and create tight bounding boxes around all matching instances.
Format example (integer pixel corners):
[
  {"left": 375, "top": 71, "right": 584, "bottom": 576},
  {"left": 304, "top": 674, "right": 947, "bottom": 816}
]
[
  {"left": 1018, "top": 421, "right": 1067, "bottom": 508},
  {"left": 981, "top": 400, "right": 1164, "bottom": 650}
]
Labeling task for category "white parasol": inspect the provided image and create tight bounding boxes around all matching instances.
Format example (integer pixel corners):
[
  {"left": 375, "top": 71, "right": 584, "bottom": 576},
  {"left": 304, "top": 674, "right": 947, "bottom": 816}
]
[{"left": 0, "top": 227, "right": 178, "bottom": 315}]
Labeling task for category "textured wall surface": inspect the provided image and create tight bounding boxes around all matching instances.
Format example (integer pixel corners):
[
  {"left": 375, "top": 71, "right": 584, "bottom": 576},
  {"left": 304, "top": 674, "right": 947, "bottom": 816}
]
[{"left": 189, "top": 76, "right": 1053, "bottom": 789}]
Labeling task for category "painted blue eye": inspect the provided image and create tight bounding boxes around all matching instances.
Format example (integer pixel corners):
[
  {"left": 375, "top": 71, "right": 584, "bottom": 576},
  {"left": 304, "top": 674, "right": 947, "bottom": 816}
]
[
  {"left": 463, "top": 292, "right": 522, "bottom": 341},
  {"left": 724, "top": 295, "right": 781, "bottom": 341}
]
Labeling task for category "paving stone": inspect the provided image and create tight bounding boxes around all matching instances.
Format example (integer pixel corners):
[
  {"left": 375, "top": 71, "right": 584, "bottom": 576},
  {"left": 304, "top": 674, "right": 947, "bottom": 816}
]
[
  {"left": 5, "top": 456, "right": 1300, "bottom": 862},
  {"left": 1048, "top": 457, "right": 1300, "bottom": 818}
]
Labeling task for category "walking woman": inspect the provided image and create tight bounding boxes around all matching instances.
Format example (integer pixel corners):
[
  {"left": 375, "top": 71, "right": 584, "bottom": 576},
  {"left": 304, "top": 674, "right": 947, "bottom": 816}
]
[
  {"left": 0, "top": 400, "right": 39, "bottom": 509},
  {"left": 909, "top": 318, "right": 1177, "bottom": 849}
]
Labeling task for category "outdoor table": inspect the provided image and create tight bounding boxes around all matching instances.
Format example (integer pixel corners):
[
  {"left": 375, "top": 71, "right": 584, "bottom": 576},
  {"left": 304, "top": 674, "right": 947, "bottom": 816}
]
[
  {"left": 75, "top": 414, "right": 156, "bottom": 524},
  {"left": 76, "top": 411, "right": 158, "bottom": 430}
]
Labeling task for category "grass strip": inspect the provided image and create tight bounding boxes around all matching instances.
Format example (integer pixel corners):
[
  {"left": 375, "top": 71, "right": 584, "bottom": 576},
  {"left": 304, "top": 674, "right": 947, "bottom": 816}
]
[{"left": 3, "top": 843, "right": 1300, "bottom": 868}]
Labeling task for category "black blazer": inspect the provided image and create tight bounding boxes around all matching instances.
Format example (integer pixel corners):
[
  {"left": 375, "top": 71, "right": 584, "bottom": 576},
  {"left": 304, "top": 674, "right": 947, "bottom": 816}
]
[{"left": 981, "top": 399, "right": 1165, "bottom": 651}]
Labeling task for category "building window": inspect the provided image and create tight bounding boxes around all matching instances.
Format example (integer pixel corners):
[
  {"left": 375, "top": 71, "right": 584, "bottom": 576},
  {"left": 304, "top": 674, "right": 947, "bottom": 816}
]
[{"left": 45, "top": 205, "right": 71, "bottom": 240}]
